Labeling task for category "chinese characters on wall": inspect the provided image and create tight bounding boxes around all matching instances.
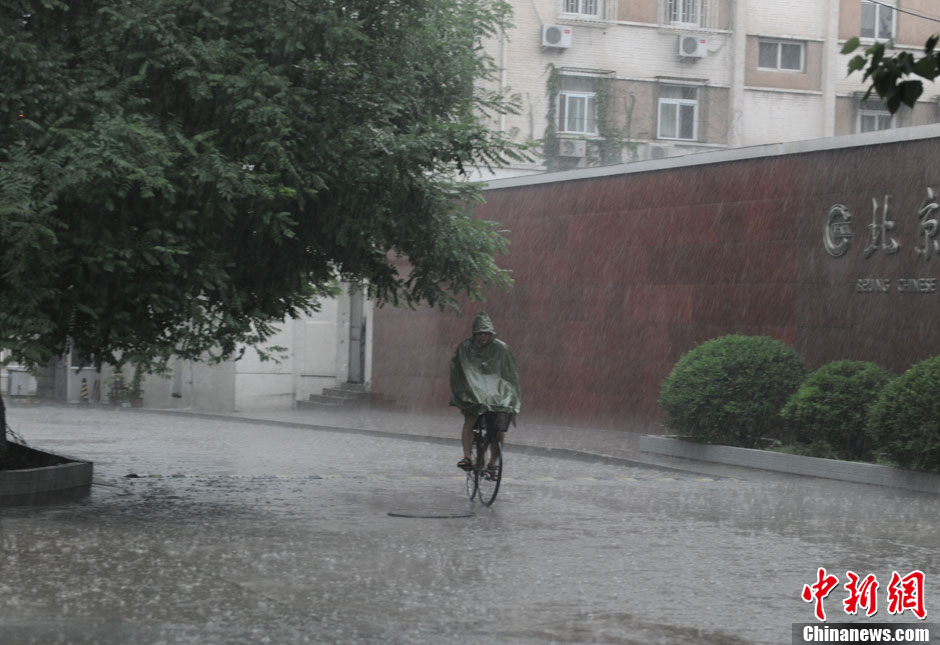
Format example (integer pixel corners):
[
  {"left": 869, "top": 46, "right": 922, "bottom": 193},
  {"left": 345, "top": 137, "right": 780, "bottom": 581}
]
[{"left": 824, "top": 188, "right": 940, "bottom": 294}]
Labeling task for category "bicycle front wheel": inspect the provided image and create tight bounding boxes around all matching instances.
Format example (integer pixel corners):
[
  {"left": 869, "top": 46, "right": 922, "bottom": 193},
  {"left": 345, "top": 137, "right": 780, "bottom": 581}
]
[{"left": 476, "top": 437, "right": 502, "bottom": 507}]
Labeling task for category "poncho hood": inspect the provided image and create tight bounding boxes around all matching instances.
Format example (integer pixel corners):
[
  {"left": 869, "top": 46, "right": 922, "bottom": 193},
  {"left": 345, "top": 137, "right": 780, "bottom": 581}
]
[{"left": 472, "top": 312, "right": 496, "bottom": 335}]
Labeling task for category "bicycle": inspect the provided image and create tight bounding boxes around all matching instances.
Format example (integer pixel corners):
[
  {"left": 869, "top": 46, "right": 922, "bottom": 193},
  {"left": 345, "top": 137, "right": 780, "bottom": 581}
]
[{"left": 464, "top": 411, "right": 503, "bottom": 506}]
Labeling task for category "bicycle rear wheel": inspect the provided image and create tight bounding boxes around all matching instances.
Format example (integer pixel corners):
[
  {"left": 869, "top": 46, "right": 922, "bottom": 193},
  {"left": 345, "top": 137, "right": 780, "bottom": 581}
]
[
  {"left": 465, "top": 433, "right": 480, "bottom": 501},
  {"left": 476, "top": 436, "right": 502, "bottom": 507}
]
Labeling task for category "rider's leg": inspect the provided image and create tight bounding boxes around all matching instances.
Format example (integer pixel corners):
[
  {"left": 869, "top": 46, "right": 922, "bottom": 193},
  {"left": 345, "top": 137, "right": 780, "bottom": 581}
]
[
  {"left": 488, "top": 431, "right": 505, "bottom": 468},
  {"left": 461, "top": 413, "right": 476, "bottom": 461},
  {"left": 487, "top": 412, "right": 510, "bottom": 468}
]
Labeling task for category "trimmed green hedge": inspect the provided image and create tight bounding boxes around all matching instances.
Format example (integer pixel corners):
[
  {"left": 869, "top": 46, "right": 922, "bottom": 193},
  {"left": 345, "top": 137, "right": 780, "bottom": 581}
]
[
  {"left": 659, "top": 335, "right": 807, "bottom": 448},
  {"left": 867, "top": 355, "right": 940, "bottom": 473},
  {"left": 781, "top": 360, "right": 895, "bottom": 461},
  {"left": 659, "top": 336, "right": 940, "bottom": 473}
]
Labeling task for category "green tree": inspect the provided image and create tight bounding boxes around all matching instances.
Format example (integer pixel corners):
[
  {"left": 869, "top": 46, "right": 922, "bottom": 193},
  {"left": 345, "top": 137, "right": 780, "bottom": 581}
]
[
  {"left": 843, "top": 34, "right": 940, "bottom": 113},
  {"left": 0, "top": 0, "right": 527, "bottom": 463}
]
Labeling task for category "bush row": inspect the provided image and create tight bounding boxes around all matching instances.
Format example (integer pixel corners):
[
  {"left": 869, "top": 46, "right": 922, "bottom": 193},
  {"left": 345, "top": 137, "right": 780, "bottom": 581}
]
[{"left": 658, "top": 334, "right": 940, "bottom": 473}]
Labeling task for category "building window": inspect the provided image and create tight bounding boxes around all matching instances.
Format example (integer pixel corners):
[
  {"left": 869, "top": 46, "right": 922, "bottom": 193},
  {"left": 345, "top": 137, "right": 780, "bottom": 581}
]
[
  {"left": 758, "top": 40, "right": 804, "bottom": 72},
  {"left": 558, "top": 76, "right": 598, "bottom": 135},
  {"left": 564, "top": 0, "right": 599, "bottom": 16},
  {"left": 860, "top": 0, "right": 895, "bottom": 40},
  {"left": 658, "top": 85, "right": 698, "bottom": 140},
  {"left": 559, "top": 93, "right": 597, "bottom": 134},
  {"left": 858, "top": 101, "right": 895, "bottom": 132},
  {"left": 665, "top": 0, "right": 702, "bottom": 26}
]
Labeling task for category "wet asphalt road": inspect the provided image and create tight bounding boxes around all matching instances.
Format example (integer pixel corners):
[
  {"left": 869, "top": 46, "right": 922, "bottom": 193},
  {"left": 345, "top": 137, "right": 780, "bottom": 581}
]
[{"left": 2, "top": 406, "right": 939, "bottom": 644}]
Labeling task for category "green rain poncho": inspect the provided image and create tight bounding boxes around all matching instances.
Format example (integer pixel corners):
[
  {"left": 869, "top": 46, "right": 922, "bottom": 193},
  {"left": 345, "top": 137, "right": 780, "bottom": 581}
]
[{"left": 449, "top": 313, "right": 522, "bottom": 418}]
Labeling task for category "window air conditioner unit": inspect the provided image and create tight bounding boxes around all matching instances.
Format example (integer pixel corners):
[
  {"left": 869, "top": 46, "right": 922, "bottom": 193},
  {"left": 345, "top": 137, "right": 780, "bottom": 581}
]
[
  {"left": 648, "top": 144, "right": 670, "bottom": 160},
  {"left": 542, "top": 25, "right": 573, "bottom": 48},
  {"left": 678, "top": 33, "right": 707, "bottom": 58},
  {"left": 558, "top": 139, "right": 586, "bottom": 157}
]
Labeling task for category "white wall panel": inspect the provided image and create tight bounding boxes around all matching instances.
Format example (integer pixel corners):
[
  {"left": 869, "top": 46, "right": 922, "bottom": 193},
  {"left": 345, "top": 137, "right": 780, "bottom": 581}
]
[
  {"left": 741, "top": 90, "right": 825, "bottom": 143},
  {"left": 747, "top": 0, "right": 827, "bottom": 38}
]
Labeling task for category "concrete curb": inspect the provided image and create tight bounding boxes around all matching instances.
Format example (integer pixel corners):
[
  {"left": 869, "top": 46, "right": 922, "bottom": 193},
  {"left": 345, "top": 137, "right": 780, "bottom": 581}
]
[
  {"left": 639, "top": 435, "right": 940, "bottom": 494},
  {"left": 0, "top": 445, "right": 94, "bottom": 502}
]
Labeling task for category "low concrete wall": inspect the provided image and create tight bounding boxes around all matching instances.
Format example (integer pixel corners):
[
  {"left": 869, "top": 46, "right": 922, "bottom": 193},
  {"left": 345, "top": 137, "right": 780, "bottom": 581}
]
[
  {"left": 0, "top": 446, "right": 94, "bottom": 499},
  {"left": 639, "top": 435, "right": 940, "bottom": 494}
]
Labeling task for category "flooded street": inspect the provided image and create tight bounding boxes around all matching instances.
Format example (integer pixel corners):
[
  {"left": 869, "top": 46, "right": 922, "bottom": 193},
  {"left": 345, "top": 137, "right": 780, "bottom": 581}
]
[{"left": 2, "top": 406, "right": 938, "bottom": 644}]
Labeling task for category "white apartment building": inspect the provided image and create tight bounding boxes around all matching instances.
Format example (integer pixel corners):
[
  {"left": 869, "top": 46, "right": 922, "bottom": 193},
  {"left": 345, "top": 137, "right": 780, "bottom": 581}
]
[
  {"left": 481, "top": 0, "right": 940, "bottom": 177},
  {"left": 5, "top": 286, "right": 372, "bottom": 412},
  {"left": 133, "top": 284, "right": 373, "bottom": 411}
]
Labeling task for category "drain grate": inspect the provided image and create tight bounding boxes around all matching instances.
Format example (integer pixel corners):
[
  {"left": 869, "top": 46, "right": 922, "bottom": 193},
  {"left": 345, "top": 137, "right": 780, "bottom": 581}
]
[{"left": 387, "top": 510, "right": 475, "bottom": 519}]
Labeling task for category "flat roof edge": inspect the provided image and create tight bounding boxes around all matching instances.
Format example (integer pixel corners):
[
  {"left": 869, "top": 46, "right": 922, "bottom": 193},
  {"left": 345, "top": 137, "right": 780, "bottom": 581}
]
[{"left": 483, "top": 124, "right": 940, "bottom": 191}]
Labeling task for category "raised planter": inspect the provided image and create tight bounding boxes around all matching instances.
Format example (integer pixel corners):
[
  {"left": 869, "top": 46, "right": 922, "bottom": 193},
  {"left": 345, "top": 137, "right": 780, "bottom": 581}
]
[
  {"left": 639, "top": 435, "right": 940, "bottom": 495},
  {"left": 0, "top": 443, "right": 94, "bottom": 504}
]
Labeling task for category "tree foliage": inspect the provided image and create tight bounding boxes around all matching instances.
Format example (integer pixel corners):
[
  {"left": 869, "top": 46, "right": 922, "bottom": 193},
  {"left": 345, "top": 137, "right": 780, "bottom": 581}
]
[
  {"left": 844, "top": 34, "right": 940, "bottom": 113},
  {"left": 0, "top": 0, "right": 526, "bottom": 378}
]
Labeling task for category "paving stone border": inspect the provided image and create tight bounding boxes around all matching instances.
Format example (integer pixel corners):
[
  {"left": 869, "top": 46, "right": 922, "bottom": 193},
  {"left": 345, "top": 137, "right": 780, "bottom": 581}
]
[
  {"left": 639, "top": 435, "right": 940, "bottom": 495},
  {"left": 0, "top": 445, "right": 93, "bottom": 502}
]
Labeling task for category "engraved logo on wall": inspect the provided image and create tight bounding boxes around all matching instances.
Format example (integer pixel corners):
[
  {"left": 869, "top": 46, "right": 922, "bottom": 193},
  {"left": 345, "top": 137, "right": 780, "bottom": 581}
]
[
  {"left": 824, "top": 204, "right": 853, "bottom": 258},
  {"left": 824, "top": 188, "right": 939, "bottom": 294}
]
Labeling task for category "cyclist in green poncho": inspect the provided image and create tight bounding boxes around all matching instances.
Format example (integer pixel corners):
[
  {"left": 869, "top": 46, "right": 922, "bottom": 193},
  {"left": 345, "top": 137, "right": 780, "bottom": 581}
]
[{"left": 450, "top": 312, "right": 521, "bottom": 472}]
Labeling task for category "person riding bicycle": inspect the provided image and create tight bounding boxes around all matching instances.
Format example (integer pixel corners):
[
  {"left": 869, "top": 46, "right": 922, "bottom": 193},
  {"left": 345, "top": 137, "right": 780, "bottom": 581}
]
[{"left": 450, "top": 312, "right": 521, "bottom": 473}]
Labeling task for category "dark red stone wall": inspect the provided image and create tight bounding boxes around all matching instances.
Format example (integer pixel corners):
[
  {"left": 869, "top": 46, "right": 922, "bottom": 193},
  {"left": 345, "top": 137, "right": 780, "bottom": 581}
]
[{"left": 372, "top": 134, "right": 940, "bottom": 430}]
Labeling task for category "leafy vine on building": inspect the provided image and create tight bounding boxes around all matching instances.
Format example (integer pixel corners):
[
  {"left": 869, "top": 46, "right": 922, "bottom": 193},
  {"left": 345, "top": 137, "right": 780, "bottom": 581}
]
[{"left": 543, "top": 65, "right": 639, "bottom": 172}]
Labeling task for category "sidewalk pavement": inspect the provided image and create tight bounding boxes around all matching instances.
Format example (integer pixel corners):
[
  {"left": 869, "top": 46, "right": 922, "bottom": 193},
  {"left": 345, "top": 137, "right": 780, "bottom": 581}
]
[
  {"left": 13, "top": 398, "right": 935, "bottom": 488},
  {"left": 9, "top": 397, "right": 665, "bottom": 469},
  {"left": 149, "top": 403, "right": 773, "bottom": 481}
]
